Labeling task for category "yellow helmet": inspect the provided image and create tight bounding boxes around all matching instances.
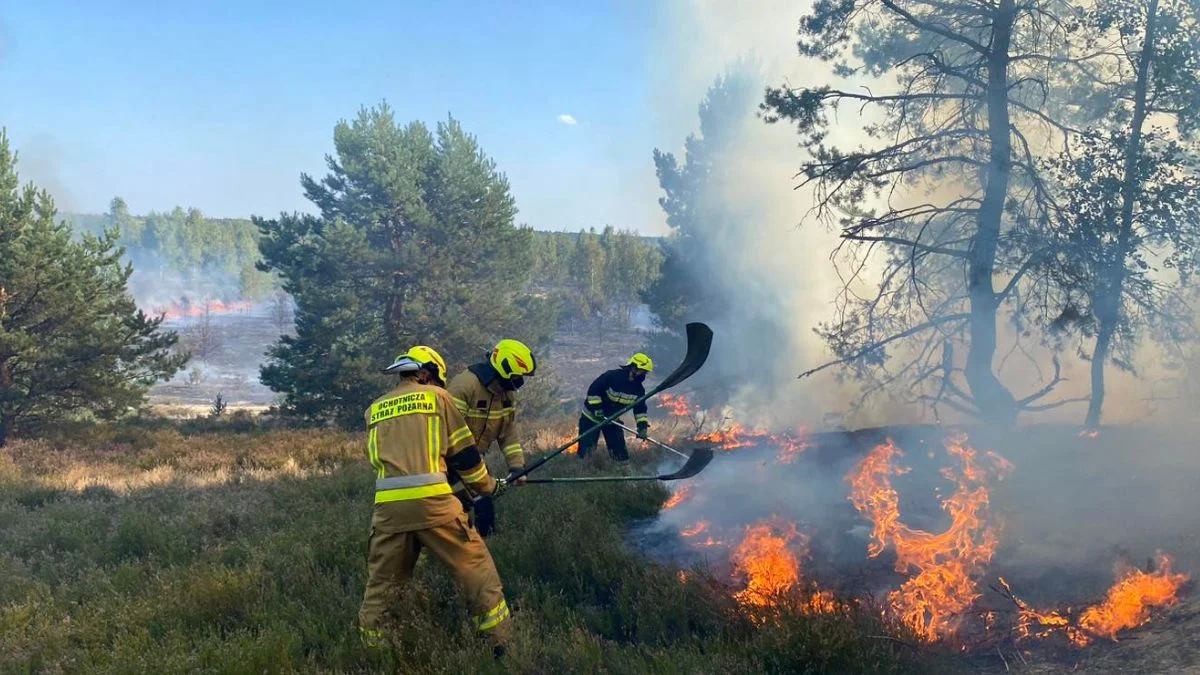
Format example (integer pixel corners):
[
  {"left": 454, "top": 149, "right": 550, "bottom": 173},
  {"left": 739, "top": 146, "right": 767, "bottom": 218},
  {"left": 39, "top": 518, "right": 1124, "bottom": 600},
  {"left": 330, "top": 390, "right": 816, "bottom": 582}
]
[
  {"left": 490, "top": 339, "right": 536, "bottom": 380},
  {"left": 627, "top": 352, "right": 654, "bottom": 373},
  {"left": 384, "top": 345, "right": 447, "bottom": 385}
]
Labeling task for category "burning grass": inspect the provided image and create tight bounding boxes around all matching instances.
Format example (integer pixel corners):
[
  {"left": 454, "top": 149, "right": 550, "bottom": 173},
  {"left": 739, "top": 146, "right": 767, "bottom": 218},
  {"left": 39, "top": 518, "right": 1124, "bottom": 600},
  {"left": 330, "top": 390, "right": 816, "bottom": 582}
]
[
  {"left": 0, "top": 418, "right": 937, "bottom": 674},
  {"left": 648, "top": 395, "right": 1192, "bottom": 659},
  {"left": 847, "top": 435, "right": 1011, "bottom": 643},
  {"left": 150, "top": 297, "right": 259, "bottom": 321}
]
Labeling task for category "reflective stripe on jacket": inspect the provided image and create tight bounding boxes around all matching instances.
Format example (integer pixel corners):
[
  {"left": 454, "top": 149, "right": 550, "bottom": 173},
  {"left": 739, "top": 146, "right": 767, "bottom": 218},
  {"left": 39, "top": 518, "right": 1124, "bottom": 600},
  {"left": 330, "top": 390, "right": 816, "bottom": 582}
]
[
  {"left": 583, "top": 367, "right": 649, "bottom": 426},
  {"left": 365, "top": 380, "right": 495, "bottom": 532},
  {"left": 447, "top": 363, "right": 525, "bottom": 470}
]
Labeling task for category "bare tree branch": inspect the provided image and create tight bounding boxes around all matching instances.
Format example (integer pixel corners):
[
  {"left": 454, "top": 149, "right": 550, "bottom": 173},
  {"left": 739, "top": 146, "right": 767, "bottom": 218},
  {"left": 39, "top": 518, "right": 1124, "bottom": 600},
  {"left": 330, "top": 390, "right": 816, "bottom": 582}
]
[{"left": 799, "top": 313, "right": 970, "bottom": 379}]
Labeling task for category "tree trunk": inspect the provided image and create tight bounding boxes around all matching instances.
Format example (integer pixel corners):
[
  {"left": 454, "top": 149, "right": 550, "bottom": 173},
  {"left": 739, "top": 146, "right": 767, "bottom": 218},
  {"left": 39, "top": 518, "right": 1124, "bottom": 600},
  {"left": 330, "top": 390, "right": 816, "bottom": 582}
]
[
  {"left": 1087, "top": 0, "right": 1159, "bottom": 429},
  {"left": 966, "top": 0, "right": 1019, "bottom": 427}
]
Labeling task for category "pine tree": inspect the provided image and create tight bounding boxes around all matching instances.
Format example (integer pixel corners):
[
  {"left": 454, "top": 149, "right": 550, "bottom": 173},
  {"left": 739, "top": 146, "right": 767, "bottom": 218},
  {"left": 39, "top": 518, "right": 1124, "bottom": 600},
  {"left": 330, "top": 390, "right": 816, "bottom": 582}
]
[
  {"left": 0, "top": 131, "right": 187, "bottom": 445},
  {"left": 644, "top": 67, "right": 765, "bottom": 405},
  {"left": 255, "top": 103, "right": 554, "bottom": 427}
]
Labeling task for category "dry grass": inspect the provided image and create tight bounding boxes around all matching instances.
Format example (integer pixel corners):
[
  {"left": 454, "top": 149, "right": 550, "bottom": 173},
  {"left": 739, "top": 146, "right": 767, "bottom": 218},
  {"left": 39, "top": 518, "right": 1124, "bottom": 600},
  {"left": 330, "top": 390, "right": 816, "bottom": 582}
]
[
  {"left": 2, "top": 427, "right": 361, "bottom": 495},
  {"left": 0, "top": 418, "right": 940, "bottom": 674}
]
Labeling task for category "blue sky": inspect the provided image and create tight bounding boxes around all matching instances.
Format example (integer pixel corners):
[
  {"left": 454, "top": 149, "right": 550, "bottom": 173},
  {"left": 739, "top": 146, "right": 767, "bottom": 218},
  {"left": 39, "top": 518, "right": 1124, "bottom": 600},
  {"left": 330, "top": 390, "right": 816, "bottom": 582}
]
[{"left": 0, "top": 1, "right": 694, "bottom": 234}]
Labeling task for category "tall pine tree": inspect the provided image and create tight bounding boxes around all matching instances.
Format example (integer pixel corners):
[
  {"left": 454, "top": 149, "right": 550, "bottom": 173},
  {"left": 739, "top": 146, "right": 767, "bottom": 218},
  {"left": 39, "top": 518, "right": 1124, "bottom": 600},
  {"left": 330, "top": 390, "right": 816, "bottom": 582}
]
[
  {"left": 255, "top": 103, "right": 554, "bottom": 427},
  {"left": 0, "top": 131, "right": 186, "bottom": 445},
  {"left": 643, "top": 66, "right": 778, "bottom": 406}
]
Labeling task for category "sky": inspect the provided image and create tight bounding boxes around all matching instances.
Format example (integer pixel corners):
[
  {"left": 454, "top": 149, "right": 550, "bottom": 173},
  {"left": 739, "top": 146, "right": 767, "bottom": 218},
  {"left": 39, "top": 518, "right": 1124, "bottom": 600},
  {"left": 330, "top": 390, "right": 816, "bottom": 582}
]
[{"left": 0, "top": 1, "right": 716, "bottom": 235}]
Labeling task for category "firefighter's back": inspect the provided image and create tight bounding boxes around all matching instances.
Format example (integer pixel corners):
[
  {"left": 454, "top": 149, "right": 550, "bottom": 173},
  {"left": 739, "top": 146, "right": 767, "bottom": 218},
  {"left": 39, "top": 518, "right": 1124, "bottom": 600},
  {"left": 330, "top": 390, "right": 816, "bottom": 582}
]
[{"left": 366, "top": 380, "right": 468, "bottom": 533}]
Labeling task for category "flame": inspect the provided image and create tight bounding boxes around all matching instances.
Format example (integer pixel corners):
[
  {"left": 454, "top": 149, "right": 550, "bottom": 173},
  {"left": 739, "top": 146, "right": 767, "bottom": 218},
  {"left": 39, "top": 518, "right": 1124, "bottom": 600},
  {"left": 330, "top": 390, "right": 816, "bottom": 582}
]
[
  {"left": 558, "top": 434, "right": 579, "bottom": 455},
  {"left": 151, "top": 298, "right": 256, "bottom": 321},
  {"left": 1076, "top": 554, "right": 1188, "bottom": 644},
  {"left": 1077, "top": 430, "right": 1101, "bottom": 439},
  {"left": 730, "top": 518, "right": 836, "bottom": 618},
  {"left": 778, "top": 430, "right": 812, "bottom": 464},
  {"left": 1000, "top": 555, "right": 1188, "bottom": 647},
  {"left": 694, "top": 423, "right": 811, "bottom": 463},
  {"left": 847, "top": 436, "right": 1011, "bottom": 643},
  {"left": 697, "top": 423, "right": 754, "bottom": 450},
  {"left": 656, "top": 395, "right": 811, "bottom": 463},
  {"left": 998, "top": 577, "right": 1085, "bottom": 644},
  {"left": 663, "top": 483, "right": 694, "bottom": 510},
  {"left": 657, "top": 393, "right": 695, "bottom": 418},
  {"left": 681, "top": 520, "right": 710, "bottom": 537},
  {"left": 732, "top": 520, "right": 803, "bottom": 609}
]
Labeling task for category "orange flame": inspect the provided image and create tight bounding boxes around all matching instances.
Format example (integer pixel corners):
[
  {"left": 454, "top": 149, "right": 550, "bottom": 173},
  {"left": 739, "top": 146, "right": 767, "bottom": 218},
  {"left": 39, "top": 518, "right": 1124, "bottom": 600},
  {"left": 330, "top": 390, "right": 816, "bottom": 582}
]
[
  {"left": 730, "top": 518, "right": 836, "bottom": 618},
  {"left": 697, "top": 423, "right": 754, "bottom": 450},
  {"left": 778, "top": 431, "right": 812, "bottom": 464},
  {"left": 847, "top": 436, "right": 1011, "bottom": 642},
  {"left": 1001, "top": 555, "right": 1188, "bottom": 647},
  {"left": 732, "top": 520, "right": 803, "bottom": 609},
  {"left": 559, "top": 434, "right": 579, "bottom": 455},
  {"left": 1077, "top": 430, "right": 1101, "bottom": 440},
  {"left": 681, "top": 520, "right": 710, "bottom": 538},
  {"left": 657, "top": 393, "right": 695, "bottom": 418},
  {"left": 998, "top": 577, "right": 1085, "bottom": 644},
  {"left": 151, "top": 298, "right": 256, "bottom": 321},
  {"left": 1076, "top": 554, "right": 1188, "bottom": 644},
  {"left": 663, "top": 484, "right": 694, "bottom": 510},
  {"left": 694, "top": 423, "right": 811, "bottom": 463},
  {"left": 658, "top": 395, "right": 811, "bottom": 463}
]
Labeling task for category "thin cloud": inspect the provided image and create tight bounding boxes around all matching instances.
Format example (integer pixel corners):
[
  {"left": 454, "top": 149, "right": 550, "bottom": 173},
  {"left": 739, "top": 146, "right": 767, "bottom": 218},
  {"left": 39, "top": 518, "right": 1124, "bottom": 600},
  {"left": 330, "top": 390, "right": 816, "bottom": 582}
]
[{"left": 557, "top": 114, "right": 578, "bottom": 126}]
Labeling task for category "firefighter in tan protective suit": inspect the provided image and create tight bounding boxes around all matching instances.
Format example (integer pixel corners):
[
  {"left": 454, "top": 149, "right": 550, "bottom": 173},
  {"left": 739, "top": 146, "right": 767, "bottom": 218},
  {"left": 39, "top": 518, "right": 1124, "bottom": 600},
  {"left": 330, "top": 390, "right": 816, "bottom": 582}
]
[
  {"left": 446, "top": 339, "right": 537, "bottom": 537},
  {"left": 358, "top": 345, "right": 512, "bottom": 657}
]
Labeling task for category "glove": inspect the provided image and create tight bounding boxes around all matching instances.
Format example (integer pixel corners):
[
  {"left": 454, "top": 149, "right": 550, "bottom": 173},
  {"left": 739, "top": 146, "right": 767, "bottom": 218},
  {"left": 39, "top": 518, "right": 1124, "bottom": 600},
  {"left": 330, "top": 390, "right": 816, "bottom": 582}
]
[
  {"left": 507, "top": 469, "right": 527, "bottom": 486},
  {"left": 490, "top": 479, "right": 508, "bottom": 499},
  {"left": 472, "top": 493, "right": 497, "bottom": 537},
  {"left": 637, "top": 422, "right": 650, "bottom": 440}
]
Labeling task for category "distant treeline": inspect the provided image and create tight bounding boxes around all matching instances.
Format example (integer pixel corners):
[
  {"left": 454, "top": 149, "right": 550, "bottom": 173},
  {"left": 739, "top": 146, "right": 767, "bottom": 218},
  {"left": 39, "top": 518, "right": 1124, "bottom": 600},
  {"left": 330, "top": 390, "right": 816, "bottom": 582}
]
[
  {"left": 66, "top": 198, "right": 277, "bottom": 302},
  {"left": 66, "top": 200, "right": 664, "bottom": 328},
  {"left": 531, "top": 226, "right": 663, "bottom": 332}
]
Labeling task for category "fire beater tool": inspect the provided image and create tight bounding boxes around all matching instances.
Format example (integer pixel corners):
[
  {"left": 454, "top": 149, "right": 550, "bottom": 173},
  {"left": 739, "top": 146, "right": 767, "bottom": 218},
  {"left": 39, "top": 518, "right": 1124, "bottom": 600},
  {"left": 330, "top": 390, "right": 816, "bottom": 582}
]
[
  {"left": 612, "top": 420, "right": 690, "bottom": 460},
  {"left": 521, "top": 444, "right": 714, "bottom": 484},
  {"left": 501, "top": 321, "right": 713, "bottom": 485}
]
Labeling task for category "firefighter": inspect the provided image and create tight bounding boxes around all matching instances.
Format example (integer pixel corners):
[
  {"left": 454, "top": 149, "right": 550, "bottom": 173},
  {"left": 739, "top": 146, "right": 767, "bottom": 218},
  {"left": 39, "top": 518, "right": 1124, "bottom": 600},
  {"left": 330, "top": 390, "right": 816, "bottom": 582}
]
[
  {"left": 446, "top": 338, "right": 537, "bottom": 537},
  {"left": 577, "top": 353, "right": 654, "bottom": 464},
  {"left": 358, "top": 345, "right": 513, "bottom": 658}
]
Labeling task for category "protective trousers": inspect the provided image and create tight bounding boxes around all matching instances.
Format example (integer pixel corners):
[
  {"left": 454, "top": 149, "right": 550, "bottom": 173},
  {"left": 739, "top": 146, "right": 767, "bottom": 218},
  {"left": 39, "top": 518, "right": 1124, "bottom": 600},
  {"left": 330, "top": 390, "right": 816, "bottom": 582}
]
[
  {"left": 358, "top": 512, "right": 511, "bottom": 645},
  {"left": 577, "top": 414, "right": 629, "bottom": 462}
]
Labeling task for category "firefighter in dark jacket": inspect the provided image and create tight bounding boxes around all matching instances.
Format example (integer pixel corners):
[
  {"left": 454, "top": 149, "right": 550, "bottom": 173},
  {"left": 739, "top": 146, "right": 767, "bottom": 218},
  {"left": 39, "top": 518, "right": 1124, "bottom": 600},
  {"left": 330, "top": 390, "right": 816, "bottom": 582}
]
[{"left": 577, "top": 353, "right": 654, "bottom": 463}]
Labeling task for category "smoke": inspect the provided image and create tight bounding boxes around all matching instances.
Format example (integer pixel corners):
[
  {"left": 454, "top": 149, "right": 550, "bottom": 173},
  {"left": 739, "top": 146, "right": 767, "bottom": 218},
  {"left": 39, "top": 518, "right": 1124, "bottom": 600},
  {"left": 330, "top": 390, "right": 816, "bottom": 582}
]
[
  {"left": 650, "top": 0, "right": 1200, "bottom": 432},
  {"left": 15, "top": 135, "right": 76, "bottom": 214},
  {"left": 121, "top": 247, "right": 246, "bottom": 311},
  {"left": 633, "top": 4, "right": 1200, "bottom": 646},
  {"left": 649, "top": 0, "right": 911, "bottom": 430}
]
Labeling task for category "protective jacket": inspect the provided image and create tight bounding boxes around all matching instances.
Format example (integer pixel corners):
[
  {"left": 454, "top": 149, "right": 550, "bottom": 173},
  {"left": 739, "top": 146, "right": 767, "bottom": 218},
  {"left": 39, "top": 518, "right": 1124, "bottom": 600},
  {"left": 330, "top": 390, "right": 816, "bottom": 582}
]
[
  {"left": 583, "top": 367, "right": 649, "bottom": 428},
  {"left": 447, "top": 363, "right": 526, "bottom": 471},
  {"left": 365, "top": 380, "right": 495, "bottom": 532}
]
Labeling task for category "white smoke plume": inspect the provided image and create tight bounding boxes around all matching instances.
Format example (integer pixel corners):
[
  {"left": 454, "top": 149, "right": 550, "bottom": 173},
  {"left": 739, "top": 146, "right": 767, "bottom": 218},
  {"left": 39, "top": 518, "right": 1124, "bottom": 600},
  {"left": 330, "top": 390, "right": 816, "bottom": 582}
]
[
  {"left": 647, "top": 0, "right": 913, "bottom": 430},
  {"left": 648, "top": 0, "right": 1199, "bottom": 431}
]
